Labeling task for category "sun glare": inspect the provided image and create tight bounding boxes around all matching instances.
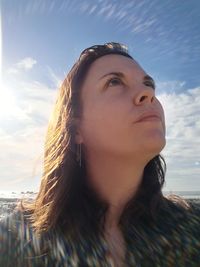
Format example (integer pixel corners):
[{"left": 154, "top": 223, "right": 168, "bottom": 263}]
[{"left": 0, "top": 85, "right": 17, "bottom": 118}]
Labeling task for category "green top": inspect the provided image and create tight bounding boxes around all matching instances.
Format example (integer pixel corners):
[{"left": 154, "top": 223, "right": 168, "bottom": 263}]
[{"left": 0, "top": 199, "right": 200, "bottom": 267}]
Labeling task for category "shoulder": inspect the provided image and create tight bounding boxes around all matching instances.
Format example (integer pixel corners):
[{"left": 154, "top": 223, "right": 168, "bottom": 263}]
[
  {"left": 0, "top": 209, "right": 32, "bottom": 239},
  {"left": 184, "top": 199, "right": 200, "bottom": 229},
  {"left": 0, "top": 209, "right": 25, "bottom": 238},
  {"left": 151, "top": 197, "right": 200, "bottom": 265},
  {"left": 164, "top": 196, "right": 200, "bottom": 217},
  {"left": 0, "top": 210, "right": 25, "bottom": 266},
  {"left": 187, "top": 199, "right": 200, "bottom": 215},
  {"left": 161, "top": 196, "right": 200, "bottom": 221},
  {"left": 158, "top": 196, "right": 200, "bottom": 240},
  {"left": 0, "top": 210, "right": 46, "bottom": 267}
]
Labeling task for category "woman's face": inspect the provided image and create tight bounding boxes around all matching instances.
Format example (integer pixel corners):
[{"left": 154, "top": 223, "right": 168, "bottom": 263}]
[{"left": 77, "top": 54, "right": 166, "bottom": 161}]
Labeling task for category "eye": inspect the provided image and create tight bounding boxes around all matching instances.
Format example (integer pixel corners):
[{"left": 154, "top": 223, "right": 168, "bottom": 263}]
[
  {"left": 144, "top": 81, "right": 155, "bottom": 90},
  {"left": 106, "top": 77, "right": 123, "bottom": 87}
]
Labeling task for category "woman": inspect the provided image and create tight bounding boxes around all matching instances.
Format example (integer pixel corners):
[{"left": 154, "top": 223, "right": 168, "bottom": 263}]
[{"left": 1, "top": 42, "right": 200, "bottom": 267}]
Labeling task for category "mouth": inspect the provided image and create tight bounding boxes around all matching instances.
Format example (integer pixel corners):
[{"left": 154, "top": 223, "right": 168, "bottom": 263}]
[{"left": 137, "top": 115, "right": 161, "bottom": 122}]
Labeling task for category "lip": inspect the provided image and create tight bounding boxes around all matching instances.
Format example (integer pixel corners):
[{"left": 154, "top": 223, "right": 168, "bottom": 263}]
[{"left": 135, "top": 112, "right": 162, "bottom": 123}]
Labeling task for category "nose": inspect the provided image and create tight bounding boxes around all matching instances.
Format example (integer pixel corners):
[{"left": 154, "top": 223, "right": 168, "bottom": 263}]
[{"left": 134, "top": 88, "right": 155, "bottom": 105}]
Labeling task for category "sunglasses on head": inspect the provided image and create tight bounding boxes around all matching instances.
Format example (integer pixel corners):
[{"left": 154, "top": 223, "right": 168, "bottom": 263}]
[{"left": 79, "top": 42, "right": 130, "bottom": 59}]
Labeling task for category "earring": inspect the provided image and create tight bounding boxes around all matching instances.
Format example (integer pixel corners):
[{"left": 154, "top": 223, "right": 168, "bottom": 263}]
[{"left": 76, "top": 143, "right": 82, "bottom": 167}]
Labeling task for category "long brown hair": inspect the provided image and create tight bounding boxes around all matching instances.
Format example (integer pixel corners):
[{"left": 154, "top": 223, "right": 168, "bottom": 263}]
[{"left": 17, "top": 42, "right": 190, "bottom": 238}]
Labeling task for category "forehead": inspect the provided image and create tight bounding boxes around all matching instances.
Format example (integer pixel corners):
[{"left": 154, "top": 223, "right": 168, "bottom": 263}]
[{"left": 86, "top": 54, "right": 146, "bottom": 78}]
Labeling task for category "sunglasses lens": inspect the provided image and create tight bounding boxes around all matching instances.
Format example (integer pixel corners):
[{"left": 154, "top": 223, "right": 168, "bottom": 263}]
[{"left": 105, "top": 42, "right": 128, "bottom": 53}]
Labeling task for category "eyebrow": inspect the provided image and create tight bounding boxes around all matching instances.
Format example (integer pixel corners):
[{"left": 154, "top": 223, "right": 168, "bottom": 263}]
[
  {"left": 99, "top": 72, "right": 156, "bottom": 89},
  {"left": 99, "top": 71, "right": 124, "bottom": 80}
]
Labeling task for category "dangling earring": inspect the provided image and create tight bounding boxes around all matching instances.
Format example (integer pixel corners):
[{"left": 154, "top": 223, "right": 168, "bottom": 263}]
[{"left": 76, "top": 143, "right": 82, "bottom": 167}]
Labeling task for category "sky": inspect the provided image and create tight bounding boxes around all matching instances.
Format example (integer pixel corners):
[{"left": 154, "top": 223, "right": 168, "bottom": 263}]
[{"left": 0, "top": 0, "right": 200, "bottom": 193}]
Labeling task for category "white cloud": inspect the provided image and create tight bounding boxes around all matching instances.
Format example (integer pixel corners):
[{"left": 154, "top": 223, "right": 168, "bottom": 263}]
[
  {"left": 0, "top": 126, "right": 45, "bottom": 189},
  {"left": 7, "top": 57, "right": 37, "bottom": 74},
  {"left": 88, "top": 5, "right": 97, "bottom": 15},
  {"left": 77, "top": 1, "right": 158, "bottom": 35},
  {"left": 16, "top": 57, "right": 37, "bottom": 70},
  {"left": 6, "top": 67, "right": 19, "bottom": 74},
  {"left": 156, "top": 80, "right": 186, "bottom": 94},
  {"left": 47, "top": 66, "right": 62, "bottom": 88},
  {"left": 157, "top": 86, "right": 200, "bottom": 191},
  {"left": 0, "top": 71, "right": 58, "bottom": 191}
]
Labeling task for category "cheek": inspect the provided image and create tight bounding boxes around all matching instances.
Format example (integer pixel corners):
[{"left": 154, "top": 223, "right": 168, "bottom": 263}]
[
  {"left": 84, "top": 95, "right": 127, "bottom": 124},
  {"left": 82, "top": 107, "right": 121, "bottom": 136},
  {"left": 81, "top": 101, "right": 127, "bottom": 145}
]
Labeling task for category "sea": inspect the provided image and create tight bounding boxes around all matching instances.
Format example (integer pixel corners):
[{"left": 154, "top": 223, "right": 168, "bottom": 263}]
[
  {"left": 0, "top": 190, "right": 200, "bottom": 220},
  {"left": 163, "top": 191, "right": 200, "bottom": 199},
  {"left": 0, "top": 191, "right": 37, "bottom": 220}
]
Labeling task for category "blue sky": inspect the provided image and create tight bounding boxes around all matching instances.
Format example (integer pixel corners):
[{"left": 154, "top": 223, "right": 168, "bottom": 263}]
[{"left": 0, "top": 0, "right": 200, "bottom": 193}]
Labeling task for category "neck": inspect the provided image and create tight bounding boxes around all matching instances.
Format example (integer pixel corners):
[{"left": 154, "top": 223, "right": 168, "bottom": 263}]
[{"left": 85, "top": 152, "right": 149, "bottom": 229}]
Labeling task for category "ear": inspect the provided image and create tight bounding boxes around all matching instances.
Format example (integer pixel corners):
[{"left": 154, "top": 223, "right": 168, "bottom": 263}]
[{"left": 74, "top": 118, "right": 83, "bottom": 144}]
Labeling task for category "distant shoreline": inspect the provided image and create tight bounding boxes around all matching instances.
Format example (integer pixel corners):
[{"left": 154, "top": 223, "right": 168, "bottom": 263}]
[
  {"left": 0, "top": 197, "right": 35, "bottom": 201},
  {"left": 0, "top": 196, "right": 200, "bottom": 202},
  {"left": 1, "top": 197, "right": 200, "bottom": 220}
]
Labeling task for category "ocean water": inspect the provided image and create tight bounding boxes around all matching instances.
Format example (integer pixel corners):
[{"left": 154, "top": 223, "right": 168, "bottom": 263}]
[
  {"left": 0, "top": 191, "right": 37, "bottom": 219},
  {"left": 0, "top": 191, "right": 200, "bottom": 220},
  {"left": 0, "top": 191, "right": 37, "bottom": 199},
  {"left": 163, "top": 191, "right": 200, "bottom": 199},
  {"left": 1, "top": 190, "right": 200, "bottom": 200}
]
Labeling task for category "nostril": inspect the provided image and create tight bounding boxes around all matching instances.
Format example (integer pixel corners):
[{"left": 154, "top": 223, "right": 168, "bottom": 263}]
[
  {"left": 151, "top": 96, "right": 155, "bottom": 103},
  {"left": 136, "top": 91, "right": 155, "bottom": 105},
  {"left": 140, "top": 95, "right": 147, "bottom": 102}
]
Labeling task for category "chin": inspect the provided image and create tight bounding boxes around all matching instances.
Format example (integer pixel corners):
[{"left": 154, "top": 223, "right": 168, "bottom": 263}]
[{"left": 147, "top": 137, "right": 166, "bottom": 155}]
